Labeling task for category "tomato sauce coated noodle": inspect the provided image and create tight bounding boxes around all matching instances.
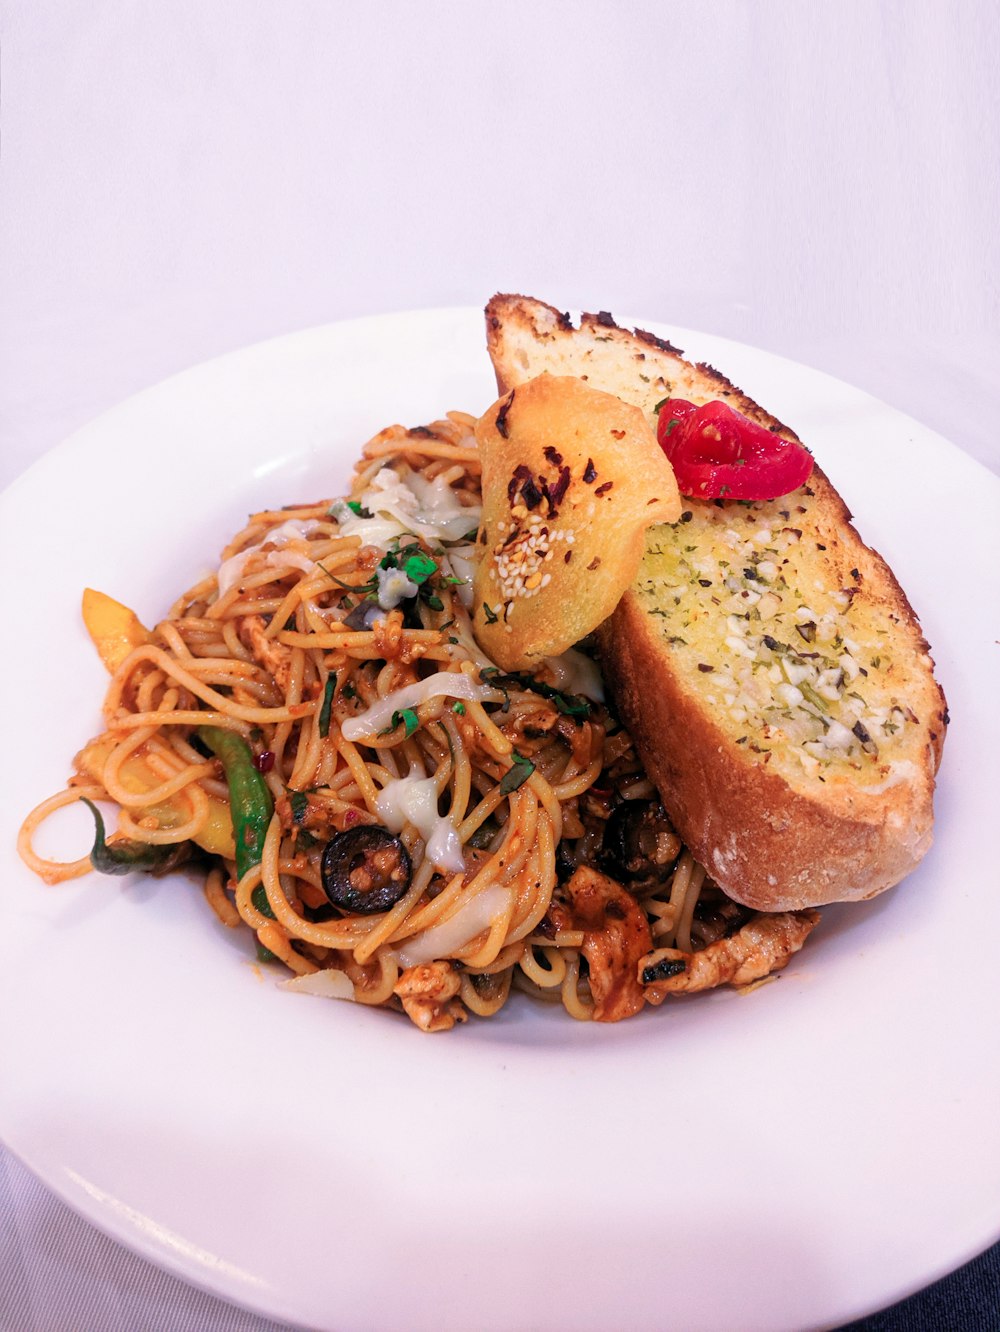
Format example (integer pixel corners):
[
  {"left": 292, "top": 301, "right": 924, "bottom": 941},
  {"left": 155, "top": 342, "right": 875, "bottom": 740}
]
[{"left": 18, "top": 411, "right": 818, "bottom": 1030}]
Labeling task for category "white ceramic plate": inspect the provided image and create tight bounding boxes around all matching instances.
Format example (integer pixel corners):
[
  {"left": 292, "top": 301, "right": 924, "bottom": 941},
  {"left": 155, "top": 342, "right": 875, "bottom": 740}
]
[{"left": 1, "top": 309, "right": 998, "bottom": 1332}]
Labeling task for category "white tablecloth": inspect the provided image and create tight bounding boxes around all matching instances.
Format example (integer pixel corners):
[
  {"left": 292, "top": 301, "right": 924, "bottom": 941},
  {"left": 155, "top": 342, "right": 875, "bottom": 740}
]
[{"left": 2, "top": 3, "right": 998, "bottom": 1329}]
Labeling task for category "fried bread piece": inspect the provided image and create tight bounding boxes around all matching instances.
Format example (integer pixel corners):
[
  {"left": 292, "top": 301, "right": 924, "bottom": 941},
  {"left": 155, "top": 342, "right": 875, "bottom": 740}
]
[{"left": 485, "top": 294, "right": 947, "bottom": 911}]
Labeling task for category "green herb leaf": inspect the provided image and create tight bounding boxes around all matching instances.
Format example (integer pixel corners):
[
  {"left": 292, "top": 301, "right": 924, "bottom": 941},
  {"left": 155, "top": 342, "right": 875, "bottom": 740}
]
[
  {"left": 482, "top": 602, "right": 499, "bottom": 624},
  {"left": 346, "top": 500, "right": 372, "bottom": 518},
  {"left": 80, "top": 798, "right": 181, "bottom": 876},
  {"left": 452, "top": 701, "right": 466, "bottom": 715},
  {"left": 395, "top": 708, "right": 419, "bottom": 737},
  {"left": 480, "top": 668, "right": 591, "bottom": 718},
  {"left": 498, "top": 751, "right": 535, "bottom": 796},
  {"left": 653, "top": 397, "right": 670, "bottom": 414},
  {"left": 379, "top": 707, "right": 419, "bottom": 738},
  {"left": 478, "top": 665, "right": 510, "bottom": 712},
  {"left": 288, "top": 790, "right": 309, "bottom": 825},
  {"left": 318, "top": 675, "right": 336, "bottom": 738},
  {"left": 423, "top": 593, "right": 444, "bottom": 611},
  {"left": 317, "top": 562, "right": 378, "bottom": 595}
]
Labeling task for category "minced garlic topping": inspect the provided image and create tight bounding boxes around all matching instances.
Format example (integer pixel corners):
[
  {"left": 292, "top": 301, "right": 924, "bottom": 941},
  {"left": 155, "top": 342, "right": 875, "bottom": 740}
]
[{"left": 635, "top": 498, "right": 917, "bottom": 780}]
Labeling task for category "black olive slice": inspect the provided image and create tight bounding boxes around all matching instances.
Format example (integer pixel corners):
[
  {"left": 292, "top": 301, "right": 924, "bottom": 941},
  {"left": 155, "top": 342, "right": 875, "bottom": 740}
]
[
  {"left": 321, "top": 825, "right": 412, "bottom": 914},
  {"left": 601, "top": 799, "right": 682, "bottom": 883}
]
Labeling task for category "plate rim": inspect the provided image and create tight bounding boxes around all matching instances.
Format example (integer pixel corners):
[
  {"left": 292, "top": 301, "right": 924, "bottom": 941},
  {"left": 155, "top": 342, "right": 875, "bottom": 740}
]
[{"left": 2, "top": 305, "right": 998, "bottom": 1332}]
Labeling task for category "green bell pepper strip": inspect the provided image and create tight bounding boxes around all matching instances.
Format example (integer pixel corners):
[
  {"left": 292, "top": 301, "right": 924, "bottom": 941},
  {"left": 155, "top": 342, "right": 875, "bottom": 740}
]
[
  {"left": 197, "top": 726, "right": 274, "bottom": 880},
  {"left": 81, "top": 798, "right": 183, "bottom": 875}
]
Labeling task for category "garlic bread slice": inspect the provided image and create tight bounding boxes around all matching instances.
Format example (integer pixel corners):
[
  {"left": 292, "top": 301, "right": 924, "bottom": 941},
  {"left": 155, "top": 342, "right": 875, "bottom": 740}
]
[{"left": 485, "top": 294, "right": 948, "bottom": 911}]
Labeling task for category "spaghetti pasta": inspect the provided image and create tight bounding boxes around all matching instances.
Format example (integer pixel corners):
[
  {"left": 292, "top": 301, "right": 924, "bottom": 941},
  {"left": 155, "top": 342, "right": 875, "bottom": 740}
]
[{"left": 18, "top": 409, "right": 818, "bottom": 1030}]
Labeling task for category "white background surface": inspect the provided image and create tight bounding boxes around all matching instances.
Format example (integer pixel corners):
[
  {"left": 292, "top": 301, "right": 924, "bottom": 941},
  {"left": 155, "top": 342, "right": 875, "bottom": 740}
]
[{"left": 1, "top": 2, "right": 998, "bottom": 1330}]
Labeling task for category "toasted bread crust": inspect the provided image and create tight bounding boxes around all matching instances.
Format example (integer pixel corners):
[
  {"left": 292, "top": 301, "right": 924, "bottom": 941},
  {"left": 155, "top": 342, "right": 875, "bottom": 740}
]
[
  {"left": 485, "top": 294, "right": 948, "bottom": 911},
  {"left": 486, "top": 292, "right": 800, "bottom": 439},
  {"left": 605, "top": 591, "right": 938, "bottom": 910}
]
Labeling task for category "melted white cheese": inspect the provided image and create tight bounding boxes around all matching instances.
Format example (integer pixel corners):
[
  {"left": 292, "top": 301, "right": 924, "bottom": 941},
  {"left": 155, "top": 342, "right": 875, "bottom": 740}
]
[
  {"left": 217, "top": 520, "right": 316, "bottom": 597},
  {"left": 395, "top": 884, "right": 510, "bottom": 968},
  {"left": 279, "top": 969, "right": 356, "bottom": 1001},
  {"left": 333, "top": 466, "right": 481, "bottom": 548},
  {"left": 543, "top": 647, "right": 605, "bottom": 702},
  {"left": 375, "top": 564, "right": 419, "bottom": 610},
  {"left": 440, "top": 544, "right": 478, "bottom": 610},
  {"left": 340, "top": 671, "right": 501, "bottom": 742},
  {"left": 375, "top": 774, "right": 464, "bottom": 873},
  {"left": 406, "top": 469, "right": 481, "bottom": 542}
]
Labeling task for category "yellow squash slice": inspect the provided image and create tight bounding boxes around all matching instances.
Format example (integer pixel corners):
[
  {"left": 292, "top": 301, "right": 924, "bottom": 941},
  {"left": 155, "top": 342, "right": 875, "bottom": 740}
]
[
  {"left": 82, "top": 587, "right": 153, "bottom": 673},
  {"left": 472, "top": 374, "right": 680, "bottom": 669},
  {"left": 79, "top": 590, "right": 236, "bottom": 859},
  {"left": 77, "top": 735, "right": 237, "bottom": 859}
]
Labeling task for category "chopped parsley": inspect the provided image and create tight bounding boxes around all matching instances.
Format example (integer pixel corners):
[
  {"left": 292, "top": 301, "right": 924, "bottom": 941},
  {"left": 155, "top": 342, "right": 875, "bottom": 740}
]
[
  {"left": 379, "top": 707, "right": 419, "bottom": 738},
  {"left": 402, "top": 551, "right": 438, "bottom": 585}
]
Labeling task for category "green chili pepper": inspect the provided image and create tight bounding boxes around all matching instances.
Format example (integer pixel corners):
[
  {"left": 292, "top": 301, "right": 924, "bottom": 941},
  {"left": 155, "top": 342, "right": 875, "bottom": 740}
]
[
  {"left": 81, "top": 798, "right": 184, "bottom": 876},
  {"left": 197, "top": 725, "right": 274, "bottom": 879},
  {"left": 251, "top": 884, "right": 276, "bottom": 920}
]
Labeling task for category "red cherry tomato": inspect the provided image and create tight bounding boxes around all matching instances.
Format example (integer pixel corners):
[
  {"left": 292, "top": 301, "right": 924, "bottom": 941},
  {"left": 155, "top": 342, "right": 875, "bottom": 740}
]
[{"left": 656, "top": 398, "right": 813, "bottom": 500}]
